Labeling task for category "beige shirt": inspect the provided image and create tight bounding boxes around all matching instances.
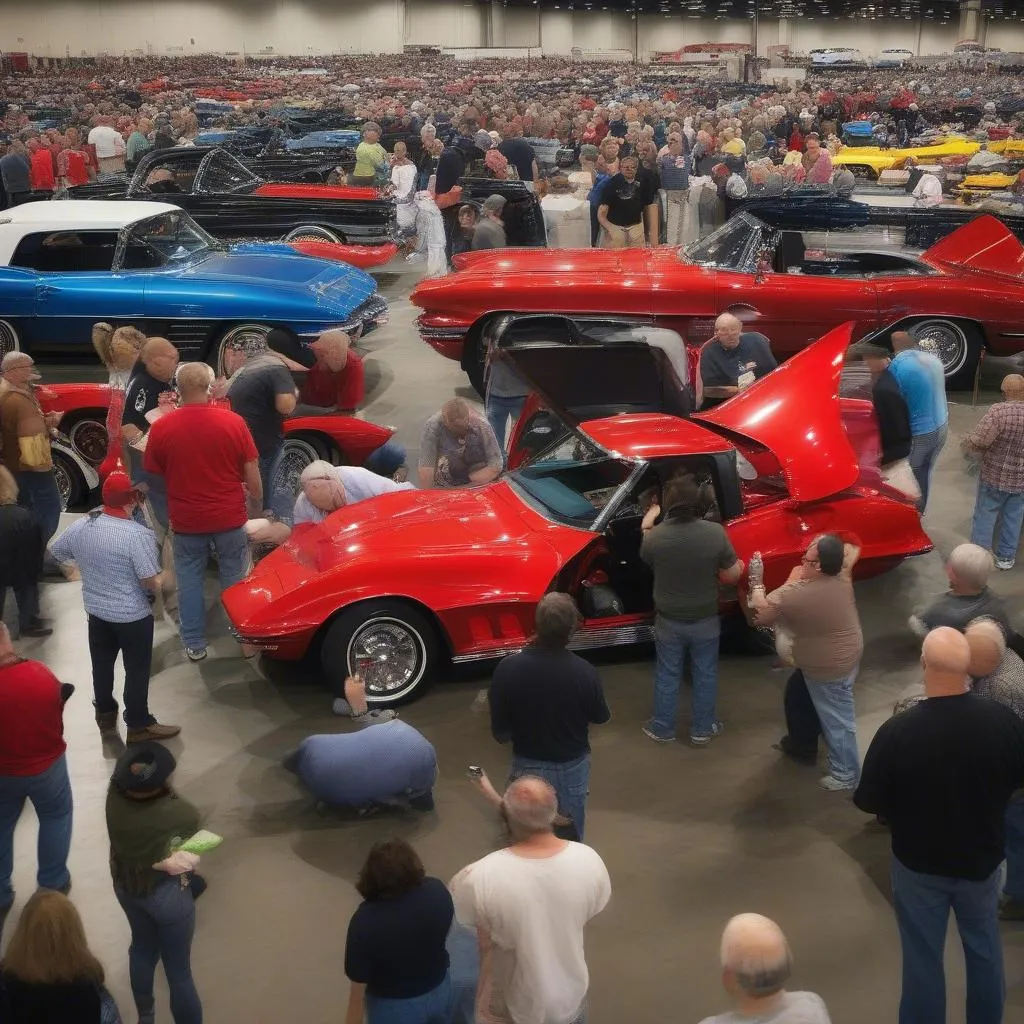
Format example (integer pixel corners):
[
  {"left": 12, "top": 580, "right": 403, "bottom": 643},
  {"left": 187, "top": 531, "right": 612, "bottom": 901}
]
[
  {"left": 0, "top": 387, "right": 51, "bottom": 473},
  {"left": 767, "top": 574, "right": 863, "bottom": 680}
]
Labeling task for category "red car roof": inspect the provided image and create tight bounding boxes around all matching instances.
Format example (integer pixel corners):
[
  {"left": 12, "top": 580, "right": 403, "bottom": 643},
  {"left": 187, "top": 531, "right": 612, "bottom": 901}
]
[{"left": 580, "top": 413, "right": 733, "bottom": 461}]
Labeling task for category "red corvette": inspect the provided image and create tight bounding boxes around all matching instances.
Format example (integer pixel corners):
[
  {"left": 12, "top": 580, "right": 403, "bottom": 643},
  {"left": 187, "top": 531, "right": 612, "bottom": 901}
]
[
  {"left": 37, "top": 383, "right": 397, "bottom": 509},
  {"left": 222, "top": 324, "right": 931, "bottom": 708},
  {"left": 412, "top": 212, "right": 1024, "bottom": 393}
]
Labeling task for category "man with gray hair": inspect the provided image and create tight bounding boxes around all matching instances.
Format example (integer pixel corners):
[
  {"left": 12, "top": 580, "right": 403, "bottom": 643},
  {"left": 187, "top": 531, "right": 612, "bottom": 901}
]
[
  {"left": 418, "top": 398, "right": 502, "bottom": 489},
  {"left": 472, "top": 195, "right": 507, "bottom": 250},
  {"left": 489, "top": 593, "right": 610, "bottom": 839},
  {"left": 909, "top": 543, "right": 1012, "bottom": 639},
  {"left": 697, "top": 312, "right": 776, "bottom": 410},
  {"left": 698, "top": 913, "right": 831, "bottom": 1023},
  {"left": 450, "top": 776, "right": 610, "bottom": 1024}
]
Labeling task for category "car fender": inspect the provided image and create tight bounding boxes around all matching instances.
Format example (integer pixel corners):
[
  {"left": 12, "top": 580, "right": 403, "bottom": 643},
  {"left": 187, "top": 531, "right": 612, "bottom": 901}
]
[
  {"left": 283, "top": 415, "right": 394, "bottom": 466},
  {"left": 51, "top": 437, "right": 100, "bottom": 492}
]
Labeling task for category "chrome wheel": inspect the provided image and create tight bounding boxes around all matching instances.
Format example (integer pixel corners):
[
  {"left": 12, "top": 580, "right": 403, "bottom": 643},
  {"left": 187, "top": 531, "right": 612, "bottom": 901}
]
[
  {"left": 275, "top": 437, "right": 321, "bottom": 497},
  {"left": 347, "top": 617, "right": 426, "bottom": 698},
  {"left": 52, "top": 456, "right": 73, "bottom": 511},
  {"left": 216, "top": 323, "right": 273, "bottom": 375},
  {"left": 908, "top": 319, "right": 968, "bottom": 378},
  {"left": 68, "top": 418, "right": 108, "bottom": 466},
  {"left": 0, "top": 320, "right": 20, "bottom": 358},
  {"left": 284, "top": 225, "right": 342, "bottom": 244}
]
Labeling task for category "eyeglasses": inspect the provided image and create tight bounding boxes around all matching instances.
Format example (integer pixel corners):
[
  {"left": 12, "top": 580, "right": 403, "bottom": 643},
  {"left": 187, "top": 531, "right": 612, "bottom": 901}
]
[{"left": 801, "top": 554, "right": 820, "bottom": 567}]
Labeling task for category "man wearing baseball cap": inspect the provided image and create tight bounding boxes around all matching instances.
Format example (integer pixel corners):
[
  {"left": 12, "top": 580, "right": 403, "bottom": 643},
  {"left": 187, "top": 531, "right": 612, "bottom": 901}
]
[
  {"left": 50, "top": 472, "right": 179, "bottom": 743},
  {"left": 472, "top": 194, "right": 507, "bottom": 251}
]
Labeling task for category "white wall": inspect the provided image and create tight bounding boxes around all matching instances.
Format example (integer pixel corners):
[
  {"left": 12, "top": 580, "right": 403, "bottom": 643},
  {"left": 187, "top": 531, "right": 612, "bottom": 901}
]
[
  {"left": 787, "top": 18, "right": 960, "bottom": 58},
  {"left": 405, "top": 0, "right": 484, "bottom": 50},
  {"left": 982, "top": 21, "right": 1024, "bottom": 53}
]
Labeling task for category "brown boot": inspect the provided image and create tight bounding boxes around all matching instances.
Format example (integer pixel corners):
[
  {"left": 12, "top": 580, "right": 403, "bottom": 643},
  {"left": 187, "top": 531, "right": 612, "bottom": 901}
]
[{"left": 126, "top": 722, "right": 181, "bottom": 744}]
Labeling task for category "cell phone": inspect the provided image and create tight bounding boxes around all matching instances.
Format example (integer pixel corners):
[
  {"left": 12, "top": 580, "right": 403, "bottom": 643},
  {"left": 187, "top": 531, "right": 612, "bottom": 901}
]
[{"left": 466, "top": 765, "right": 484, "bottom": 778}]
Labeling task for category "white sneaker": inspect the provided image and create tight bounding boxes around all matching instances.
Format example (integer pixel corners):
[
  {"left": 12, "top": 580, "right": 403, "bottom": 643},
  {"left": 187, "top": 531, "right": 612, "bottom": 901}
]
[
  {"left": 995, "top": 557, "right": 1015, "bottom": 571},
  {"left": 819, "top": 775, "right": 856, "bottom": 792}
]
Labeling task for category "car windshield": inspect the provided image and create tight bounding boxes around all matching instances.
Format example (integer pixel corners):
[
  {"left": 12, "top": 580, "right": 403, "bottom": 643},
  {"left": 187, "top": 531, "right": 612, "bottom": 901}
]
[
  {"left": 507, "top": 432, "right": 637, "bottom": 531},
  {"left": 194, "top": 149, "right": 262, "bottom": 195},
  {"left": 123, "top": 211, "right": 220, "bottom": 267},
  {"left": 681, "top": 214, "right": 764, "bottom": 270}
]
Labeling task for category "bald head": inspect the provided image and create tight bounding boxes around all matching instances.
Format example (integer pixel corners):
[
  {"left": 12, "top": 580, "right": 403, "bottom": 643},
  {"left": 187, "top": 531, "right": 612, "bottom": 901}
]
[
  {"left": 714, "top": 312, "right": 743, "bottom": 350},
  {"left": 922, "top": 627, "right": 971, "bottom": 697},
  {"left": 502, "top": 776, "right": 558, "bottom": 838},
  {"left": 139, "top": 337, "right": 179, "bottom": 382},
  {"left": 310, "top": 329, "right": 351, "bottom": 373},
  {"left": 174, "top": 361, "right": 214, "bottom": 402},
  {"left": 965, "top": 618, "right": 1006, "bottom": 679},
  {"left": 720, "top": 914, "right": 792, "bottom": 998}
]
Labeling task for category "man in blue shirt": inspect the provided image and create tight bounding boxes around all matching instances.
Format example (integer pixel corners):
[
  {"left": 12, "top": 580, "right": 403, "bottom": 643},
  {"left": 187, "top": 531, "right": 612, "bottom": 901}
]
[
  {"left": 50, "top": 472, "right": 179, "bottom": 744},
  {"left": 285, "top": 676, "right": 436, "bottom": 812},
  {"left": 889, "top": 331, "right": 948, "bottom": 511}
]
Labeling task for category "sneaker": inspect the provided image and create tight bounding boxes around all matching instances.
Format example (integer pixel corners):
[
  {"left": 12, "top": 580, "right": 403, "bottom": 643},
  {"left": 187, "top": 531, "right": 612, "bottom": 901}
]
[
  {"left": 185, "top": 647, "right": 207, "bottom": 663},
  {"left": 332, "top": 697, "right": 353, "bottom": 716},
  {"left": 351, "top": 708, "right": 398, "bottom": 724},
  {"left": 95, "top": 710, "right": 119, "bottom": 734},
  {"left": 995, "top": 557, "right": 1016, "bottom": 571},
  {"left": 690, "top": 721, "right": 724, "bottom": 747},
  {"left": 641, "top": 724, "right": 675, "bottom": 743},
  {"left": 20, "top": 618, "right": 53, "bottom": 638},
  {"left": 126, "top": 722, "right": 182, "bottom": 744},
  {"left": 819, "top": 774, "right": 857, "bottom": 792},
  {"left": 999, "top": 895, "right": 1024, "bottom": 921}
]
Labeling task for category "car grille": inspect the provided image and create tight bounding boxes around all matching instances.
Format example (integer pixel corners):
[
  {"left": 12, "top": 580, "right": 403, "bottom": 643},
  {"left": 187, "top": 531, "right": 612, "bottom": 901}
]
[{"left": 344, "top": 294, "right": 389, "bottom": 331}]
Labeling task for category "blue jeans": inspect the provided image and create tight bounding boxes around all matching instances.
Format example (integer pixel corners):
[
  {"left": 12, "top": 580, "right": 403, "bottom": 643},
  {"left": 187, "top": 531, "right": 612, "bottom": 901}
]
[
  {"left": 649, "top": 613, "right": 720, "bottom": 738},
  {"left": 172, "top": 527, "right": 250, "bottom": 650},
  {"left": 511, "top": 753, "right": 591, "bottom": 840},
  {"left": 366, "top": 972, "right": 452, "bottom": 1024},
  {"left": 116, "top": 878, "right": 202, "bottom": 1024},
  {"left": 128, "top": 449, "right": 169, "bottom": 537},
  {"left": 485, "top": 394, "right": 527, "bottom": 451},
  {"left": 258, "top": 445, "right": 293, "bottom": 523},
  {"left": 1004, "top": 793, "right": 1024, "bottom": 902},
  {"left": 804, "top": 668, "right": 860, "bottom": 784},
  {"left": 970, "top": 480, "right": 1024, "bottom": 562},
  {"left": 0, "top": 755, "right": 73, "bottom": 907},
  {"left": 16, "top": 469, "right": 62, "bottom": 547},
  {"left": 908, "top": 424, "right": 947, "bottom": 511},
  {"left": 891, "top": 857, "right": 1004, "bottom": 1024},
  {"left": 365, "top": 440, "right": 408, "bottom": 479},
  {"left": 447, "top": 922, "right": 479, "bottom": 1024}
]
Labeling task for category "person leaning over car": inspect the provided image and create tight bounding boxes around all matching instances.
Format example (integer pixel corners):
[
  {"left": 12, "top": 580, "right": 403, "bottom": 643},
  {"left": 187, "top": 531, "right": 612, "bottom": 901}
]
[
  {"left": 597, "top": 154, "right": 659, "bottom": 249},
  {"left": 418, "top": 398, "right": 502, "bottom": 489},
  {"left": 293, "top": 460, "right": 415, "bottom": 527},
  {"left": 698, "top": 313, "right": 777, "bottom": 410}
]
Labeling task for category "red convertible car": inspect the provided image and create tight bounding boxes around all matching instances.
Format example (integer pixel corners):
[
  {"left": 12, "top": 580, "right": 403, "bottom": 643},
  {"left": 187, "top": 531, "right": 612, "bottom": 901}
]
[
  {"left": 222, "top": 324, "right": 932, "bottom": 708},
  {"left": 37, "top": 382, "right": 397, "bottom": 509},
  {"left": 412, "top": 212, "right": 1024, "bottom": 393}
]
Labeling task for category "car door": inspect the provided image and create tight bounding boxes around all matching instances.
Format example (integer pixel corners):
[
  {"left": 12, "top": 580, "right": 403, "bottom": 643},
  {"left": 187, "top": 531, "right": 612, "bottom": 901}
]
[{"left": 0, "top": 267, "right": 39, "bottom": 351}]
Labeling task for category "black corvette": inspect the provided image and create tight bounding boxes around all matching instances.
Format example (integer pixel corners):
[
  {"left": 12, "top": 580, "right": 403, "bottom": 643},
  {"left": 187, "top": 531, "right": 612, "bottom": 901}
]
[{"left": 59, "top": 147, "right": 397, "bottom": 249}]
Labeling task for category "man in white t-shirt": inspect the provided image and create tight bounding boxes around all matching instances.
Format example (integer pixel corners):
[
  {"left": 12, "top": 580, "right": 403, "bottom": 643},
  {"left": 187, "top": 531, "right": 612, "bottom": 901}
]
[
  {"left": 450, "top": 776, "right": 611, "bottom": 1024},
  {"left": 698, "top": 914, "right": 832, "bottom": 1024},
  {"left": 88, "top": 117, "right": 127, "bottom": 175}
]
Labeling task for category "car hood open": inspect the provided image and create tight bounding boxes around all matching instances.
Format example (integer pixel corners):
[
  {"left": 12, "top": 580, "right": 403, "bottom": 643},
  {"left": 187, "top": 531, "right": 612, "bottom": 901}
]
[
  {"left": 695, "top": 322, "right": 860, "bottom": 503},
  {"left": 921, "top": 213, "right": 1024, "bottom": 278}
]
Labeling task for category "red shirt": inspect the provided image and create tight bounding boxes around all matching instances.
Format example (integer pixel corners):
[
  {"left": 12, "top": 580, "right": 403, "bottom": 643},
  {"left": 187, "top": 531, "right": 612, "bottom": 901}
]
[
  {"left": 29, "top": 149, "right": 55, "bottom": 190},
  {"left": 298, "top": 352, "right": 365, "bottom": 412},
  {"left": 144, "top": 404, "right": 258, "bottom": 534},
  {"left": 0, "top": 658, "right": 66, "bottom": 776}
]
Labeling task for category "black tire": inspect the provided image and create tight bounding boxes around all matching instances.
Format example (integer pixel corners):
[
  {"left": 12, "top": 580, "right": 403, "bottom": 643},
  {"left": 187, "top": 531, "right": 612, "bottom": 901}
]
[
  {"left": 275, "top": 434, "right": 330, "bottom": 499},
  {"left": 464, "top": 334, "right": 487, "bottom": 397},
  {"left": 283, "top": 225, "right": 343, "bottom": 244},
  {"left": 320, "top": 600, "right": 439, "bottom": 707},
  {"left": 906, "top": 318, "right": 982, "bottom": 390},
  {"left": 214, "top": 323, "right": 275, "bottom": 375},
  {"left": 51, "top": 450, "right": 84, "bottom": 511},
  {"left": 63, "top": 412, "right": 109, "bottom": 466},
  {"left": 0, "top": 320, "right": 20, "bottom": 358}
]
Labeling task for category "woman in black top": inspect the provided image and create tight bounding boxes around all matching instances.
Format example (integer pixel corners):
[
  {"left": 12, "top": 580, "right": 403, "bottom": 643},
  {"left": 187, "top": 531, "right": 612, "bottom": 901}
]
[
  {"left": 0, "top": 890, "right": 121, "bottom": 1023},
  {"left": 344, "top": 838, "right": 454, "bottom": 1024},
  {"left": 0, "top": 466, "right": 49, "bottom": 637}
]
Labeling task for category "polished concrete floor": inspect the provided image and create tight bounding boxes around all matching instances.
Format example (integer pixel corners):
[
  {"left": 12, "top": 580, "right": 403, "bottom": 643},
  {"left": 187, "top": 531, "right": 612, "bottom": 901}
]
[{"left": 7, "top": 272, "right": 1024, "bottom": 1023}]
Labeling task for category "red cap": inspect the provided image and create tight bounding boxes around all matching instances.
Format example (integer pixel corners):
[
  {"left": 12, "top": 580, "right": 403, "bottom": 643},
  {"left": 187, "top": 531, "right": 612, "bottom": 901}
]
[{"left": 102, "top": 471, "right": 142, "bottom": 509}]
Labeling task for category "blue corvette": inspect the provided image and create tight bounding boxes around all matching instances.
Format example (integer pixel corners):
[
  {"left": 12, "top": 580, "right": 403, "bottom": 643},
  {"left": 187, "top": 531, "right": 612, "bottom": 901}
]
[{"left": 0, "top": 200, "right": 388, "bottom": 364}]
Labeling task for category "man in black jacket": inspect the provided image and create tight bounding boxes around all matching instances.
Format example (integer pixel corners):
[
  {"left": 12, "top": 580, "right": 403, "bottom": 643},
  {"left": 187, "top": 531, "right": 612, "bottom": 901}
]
[{"left": 855, "top": 343, "right": 912, "bottom": 473}]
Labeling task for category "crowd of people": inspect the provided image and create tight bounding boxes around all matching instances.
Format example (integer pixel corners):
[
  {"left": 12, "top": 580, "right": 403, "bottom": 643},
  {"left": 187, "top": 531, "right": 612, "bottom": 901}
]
[{"left": 2, "top": 48, "right": 1024, "bottom": 1024}]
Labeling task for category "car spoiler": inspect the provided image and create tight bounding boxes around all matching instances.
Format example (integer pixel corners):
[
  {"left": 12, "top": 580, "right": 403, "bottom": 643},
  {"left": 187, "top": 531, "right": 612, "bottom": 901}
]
[{"left": 921, "top": 214, "right": 1024, "bottom": 278}]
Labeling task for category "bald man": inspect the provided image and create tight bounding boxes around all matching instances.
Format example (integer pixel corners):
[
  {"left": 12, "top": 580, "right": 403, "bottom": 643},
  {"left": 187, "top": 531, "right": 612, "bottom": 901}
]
[
  {"left": 855, "top": 627, "right": 1024, "bottom": 1024},
  {"left": 698, "top": 313, "right": 776, "bottom": 410},
  {"left": 699, "top": 914, "right": 830, "bottom": 1023},
  {"left": 966, "top": 618, "right": 1024, "bottom": 922}
]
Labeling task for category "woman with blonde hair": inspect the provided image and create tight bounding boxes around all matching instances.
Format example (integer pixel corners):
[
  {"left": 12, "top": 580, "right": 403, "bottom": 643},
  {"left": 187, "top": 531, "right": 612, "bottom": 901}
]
[
  {"left": 0, "top": 464, "right": 49, "bottom": 637},
  {"left": 0, "top": 890, "right": 121, "bottom": 1021}
]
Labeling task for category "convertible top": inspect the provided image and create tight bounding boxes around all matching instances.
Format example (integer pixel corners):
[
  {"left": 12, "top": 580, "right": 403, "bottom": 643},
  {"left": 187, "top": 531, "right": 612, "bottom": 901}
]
[{"left": 0, "top": 200, "right": 180, "bottom": 230}]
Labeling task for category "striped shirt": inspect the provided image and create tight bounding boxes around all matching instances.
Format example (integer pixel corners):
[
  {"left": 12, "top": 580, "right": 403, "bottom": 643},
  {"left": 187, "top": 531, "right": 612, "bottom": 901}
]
[
  {"left": 974, "top": 649, "right": 1024, "bottom": 722},
  {"left": 964, "top": 399, "right": 1024, "bottom": 493},
  {"left": 50, "top": 513, "right": 159, "bottom": 623}
]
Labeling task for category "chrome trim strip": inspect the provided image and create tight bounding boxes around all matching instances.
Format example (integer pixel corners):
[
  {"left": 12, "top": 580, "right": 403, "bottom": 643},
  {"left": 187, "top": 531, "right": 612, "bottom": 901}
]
[
  {"left": 418, "top": 325, "right": 470, "bottom": 338},
  {"left": 451, "top": 620, "right": 654, "bottom": 664}
]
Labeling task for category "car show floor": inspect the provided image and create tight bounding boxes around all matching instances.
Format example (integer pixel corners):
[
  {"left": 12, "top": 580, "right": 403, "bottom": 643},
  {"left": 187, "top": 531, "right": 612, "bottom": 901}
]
[{"left": 8, "top": 271, "right": 1024, "bottom": 1023}]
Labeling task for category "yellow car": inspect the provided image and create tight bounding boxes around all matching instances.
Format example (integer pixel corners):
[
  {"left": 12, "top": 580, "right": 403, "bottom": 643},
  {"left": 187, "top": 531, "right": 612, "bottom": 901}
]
[
  {"left": 958, "top": 172, "right": 1018, "bottom": 195},
  {"left": 834, "top": 138, "right": 980, "bottom": 178},
  {"left": 988, "top": 139, "right": 1024, "bottom": 158}
]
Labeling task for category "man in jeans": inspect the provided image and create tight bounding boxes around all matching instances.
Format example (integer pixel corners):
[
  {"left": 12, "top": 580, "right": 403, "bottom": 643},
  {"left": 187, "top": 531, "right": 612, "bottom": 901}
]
[
  {"left": 640, "top": 474, "right": 743, "bottom": 746},
  {"left": 963, "top": 372, "right": 1024, "bottom": 570},
  {"left": 855, "top": 627, "right": 1024, "bottom": 1024},
  {"left": 145, "top": 362, "right": 262, "bottom": 662},
  {"left": 50, "top": 473, "right": 179, "bottom": 744},
  {"left": 750, "top": 534, "right": 863, "bottom": 791},
  {"left": 889, "top": 330, "right": 948, "bottom": 511},
  {"left": 0, "top": 623, "right": 73, "bottom": 940},
  {"left": 489, "top": 593, "right": 610, "bottom": 839}
]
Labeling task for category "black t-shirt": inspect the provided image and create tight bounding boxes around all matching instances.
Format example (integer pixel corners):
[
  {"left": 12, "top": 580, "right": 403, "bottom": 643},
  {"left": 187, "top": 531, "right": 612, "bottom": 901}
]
[
  {"left": 497, "top": 138, "right": 536, "bottom": 181},
  {"left": 434, "top": 147, "right": 466, "bottom": 196},
  {"left": 122, "top": 365, "right": 174, "bottom": 433},
  {"left": 698, "top": 332, "right": 777, "bottom": 409},
  {"left": 226, "top": 363, "right": 295, "bottom": 458},
  {"left": 489, "top": 646, "right": 611, "bottom": 762},
  {"left": 0, "top": 971, "right": 102, "bottom": 1023},
  {"left": 872, "top": 368, "right": 912, "bottom": 465},
  {"left": 854, "top": 693, "right": 1024, "bottom": 879},
  {"left": 344, "top": 877, "right": 453, "bottom": 999},
  {"left": 597, "top": 172, "right": 657, "bottom": 227}
]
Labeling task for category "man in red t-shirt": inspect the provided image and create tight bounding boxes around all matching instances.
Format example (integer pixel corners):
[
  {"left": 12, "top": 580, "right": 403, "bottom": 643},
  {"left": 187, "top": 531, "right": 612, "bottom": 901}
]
[
  {"left": 0, "top": 622, "right": 72, "bottom": 932},
  {"left": 144, "top": 362, "right": 262, "bottom": 662},
  {"left": 297, "top": 329, "right": 365, "bottom": 413},
  {"left": 27, "top": 139, "right": 56, "bottom": 192}
]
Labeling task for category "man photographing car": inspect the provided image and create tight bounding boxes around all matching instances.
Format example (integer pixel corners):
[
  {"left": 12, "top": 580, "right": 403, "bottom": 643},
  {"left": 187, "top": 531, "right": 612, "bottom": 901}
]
[{"left": 698, "top": 312, "right": 777, "bottom": 410}]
